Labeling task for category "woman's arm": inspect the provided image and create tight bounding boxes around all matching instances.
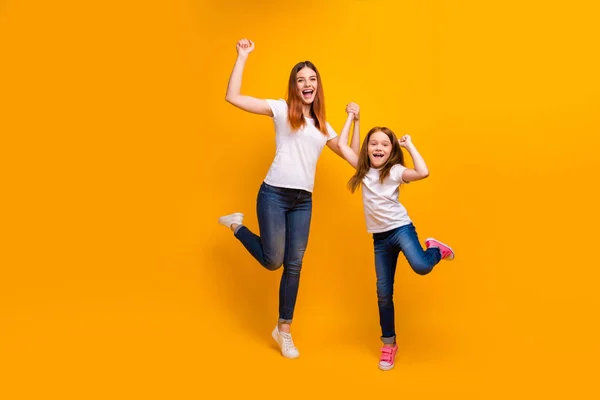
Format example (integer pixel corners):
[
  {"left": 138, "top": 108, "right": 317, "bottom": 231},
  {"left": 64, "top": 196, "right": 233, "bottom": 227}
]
[{"left": 225, "top": 39, "right": 273, "bottom": 116}]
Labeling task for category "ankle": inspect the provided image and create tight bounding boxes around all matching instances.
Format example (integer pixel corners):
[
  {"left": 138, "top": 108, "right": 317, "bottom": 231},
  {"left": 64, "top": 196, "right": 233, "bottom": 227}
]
[
  {"left": 278, "top": 323, "right": 291, "bottom": 333},
  {"left": 230, "top": 223, "right": 239, "bottom": 232}
]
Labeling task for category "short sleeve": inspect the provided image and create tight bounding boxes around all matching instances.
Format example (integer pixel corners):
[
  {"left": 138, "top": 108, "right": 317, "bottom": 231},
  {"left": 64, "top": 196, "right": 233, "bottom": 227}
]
[
  {"left": 325, "top": 122, "right": 337, "bottom": 141},
  {"left": 390, "top": 164, "right": 408, "bottom": 184},
  {"left": 265, "top": 99, "right": 288, "bottom": 122}
]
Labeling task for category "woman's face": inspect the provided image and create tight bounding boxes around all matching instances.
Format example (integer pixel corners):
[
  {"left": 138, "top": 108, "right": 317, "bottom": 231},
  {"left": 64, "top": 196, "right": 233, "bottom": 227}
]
[{"left": 295, "top": 67, "right": 317, "bottom": 105}]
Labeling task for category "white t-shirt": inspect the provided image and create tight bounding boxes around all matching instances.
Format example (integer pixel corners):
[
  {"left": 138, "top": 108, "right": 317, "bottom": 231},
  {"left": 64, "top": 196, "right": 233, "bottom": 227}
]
[
  {"left": 361, "top": 164, "right": 412, "bottom": 233},
  {"left": 264, "top": 99, "right": 337, "bottom": 193}
]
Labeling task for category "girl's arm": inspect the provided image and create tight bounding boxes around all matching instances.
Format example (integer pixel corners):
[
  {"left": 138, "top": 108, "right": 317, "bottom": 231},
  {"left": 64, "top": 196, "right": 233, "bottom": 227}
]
[
  {"left": 327, "top": 102, "right": 361, "bottom": 161},
  {"left": 349, "top": 104, "right": 360, "bottom": 155},
  {"left": 225, "top": 39, "right": 273, "bottom": 116},
  {"left": 335, "top": 107, "right": 360, "bottom": 168},
  {"left": 399, "top": 135, "right": 430, "bottom": 182}
]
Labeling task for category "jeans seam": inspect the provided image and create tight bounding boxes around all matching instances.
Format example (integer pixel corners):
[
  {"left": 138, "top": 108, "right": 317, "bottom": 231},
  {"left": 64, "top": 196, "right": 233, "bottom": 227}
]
[{"left": 281, "top": 210, "right": 291, "bottom": 322}]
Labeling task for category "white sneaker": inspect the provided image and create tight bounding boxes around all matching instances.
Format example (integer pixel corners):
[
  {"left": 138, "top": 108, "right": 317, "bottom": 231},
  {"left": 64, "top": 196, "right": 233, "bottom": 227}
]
[
  {"left": 272, "top": 326, "right": 299, "bottom": 359},
  {"left": 218, "top": 212, "right": 243, "bottom": 229}
]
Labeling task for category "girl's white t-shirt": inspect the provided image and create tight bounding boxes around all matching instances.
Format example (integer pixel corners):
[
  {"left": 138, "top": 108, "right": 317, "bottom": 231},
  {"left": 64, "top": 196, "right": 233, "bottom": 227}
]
[
  {"left": 264, "top": 99, "right": 337, "bottom": 193},
  {"left": 361, "top": 164, "right": 412, "bottom": 233}
]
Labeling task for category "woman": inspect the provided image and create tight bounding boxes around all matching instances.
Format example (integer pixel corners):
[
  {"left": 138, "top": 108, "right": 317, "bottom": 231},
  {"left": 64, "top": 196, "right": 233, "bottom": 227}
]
[{"left": 218, "top": 38, "right": 359, "bottom": 358}]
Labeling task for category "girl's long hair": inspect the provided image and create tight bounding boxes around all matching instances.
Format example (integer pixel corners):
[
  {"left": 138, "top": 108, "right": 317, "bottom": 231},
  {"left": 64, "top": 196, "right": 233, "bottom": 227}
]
[
  {"left": 348, "top": 127, "right": 405, "bottom": 193},
  {"left": 286, "top": 61, "right": 328, "bottom": 135}
]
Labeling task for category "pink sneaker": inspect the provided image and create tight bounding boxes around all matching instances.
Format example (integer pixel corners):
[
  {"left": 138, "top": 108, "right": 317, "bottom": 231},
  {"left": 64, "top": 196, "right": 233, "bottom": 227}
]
[
  {"left": 425, "top": 238, "right": 455, "bottom": 261},
  {"left": 379, "top": 344, "right": 398, "bottom": 371}
]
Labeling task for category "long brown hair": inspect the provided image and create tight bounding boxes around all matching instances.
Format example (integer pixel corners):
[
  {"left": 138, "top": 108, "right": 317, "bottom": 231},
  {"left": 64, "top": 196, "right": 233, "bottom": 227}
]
[
  {"left": 286, "top": 61, "right": 328, "bottom": 135},
  {"left": 348, "top": 127, "right": 405, "bottom": 193}
]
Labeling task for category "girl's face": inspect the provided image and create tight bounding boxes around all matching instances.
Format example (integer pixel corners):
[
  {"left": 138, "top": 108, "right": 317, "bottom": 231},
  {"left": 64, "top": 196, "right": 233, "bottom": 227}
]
[
  {"left": 295, "top": 67, "right": 317, "bottom": 105},
  {"left": 367, "top": 131, "right": 392, "bottom": 168}
]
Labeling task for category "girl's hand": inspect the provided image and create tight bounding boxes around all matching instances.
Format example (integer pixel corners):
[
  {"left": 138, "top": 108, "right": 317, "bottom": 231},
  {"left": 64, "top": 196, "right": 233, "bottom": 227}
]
[
  {"left": 398, "top": 134, "right": 412, "bottom": 148},
  {"left": 345, "top": 102, "right": 360, "bottom": 121},
  {"left": 236, "top": 38, "right": 255, "bottom": 57}
]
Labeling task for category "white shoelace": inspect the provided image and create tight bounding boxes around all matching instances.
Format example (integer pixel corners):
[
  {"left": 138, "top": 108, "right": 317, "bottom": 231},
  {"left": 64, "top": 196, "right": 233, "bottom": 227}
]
[{"left": 280, "top": 333, "right": 296, "bottom": 351}]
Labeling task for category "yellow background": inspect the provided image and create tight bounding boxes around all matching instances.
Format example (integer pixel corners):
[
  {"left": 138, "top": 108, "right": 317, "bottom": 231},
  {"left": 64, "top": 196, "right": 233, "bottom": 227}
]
[{"left": 1, "top": 0, "right": 599, "bottom": 398}]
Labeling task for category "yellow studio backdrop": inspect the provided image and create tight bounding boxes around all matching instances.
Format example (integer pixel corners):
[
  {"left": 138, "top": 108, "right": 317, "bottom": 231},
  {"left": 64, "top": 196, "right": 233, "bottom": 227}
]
[{"left": 1, "top": 0, "right": 599, "bottom": 398}]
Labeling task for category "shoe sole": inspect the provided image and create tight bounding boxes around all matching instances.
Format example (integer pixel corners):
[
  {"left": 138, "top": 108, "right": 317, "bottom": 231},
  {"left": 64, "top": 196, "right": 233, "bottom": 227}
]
[
  {"left": 425, "top": 237, "right": 455, "bottom": 261},
  {"left": 379, "top": 363, "right": 395, "bottom": 371}
]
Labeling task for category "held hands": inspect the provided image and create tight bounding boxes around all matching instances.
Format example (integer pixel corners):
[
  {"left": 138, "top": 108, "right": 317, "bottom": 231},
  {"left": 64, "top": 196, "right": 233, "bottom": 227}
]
[
  {"left": 236, "top": 38, "right": 255, "bottom": 57},
  {"left": 398, "top": 134, "right": 413, "bottom": 148},
  {"left": 345, "top": 102, "right": 360, "bottom": 121}
]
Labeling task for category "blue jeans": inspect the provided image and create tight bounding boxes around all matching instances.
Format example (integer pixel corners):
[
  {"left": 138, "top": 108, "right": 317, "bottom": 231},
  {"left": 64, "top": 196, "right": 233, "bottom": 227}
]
[
  {"left": 373, "top": 223, "right": 442, "bottom": 344},
  {"left": 234, "top": 182, "right": 312, "bottom": 324}
]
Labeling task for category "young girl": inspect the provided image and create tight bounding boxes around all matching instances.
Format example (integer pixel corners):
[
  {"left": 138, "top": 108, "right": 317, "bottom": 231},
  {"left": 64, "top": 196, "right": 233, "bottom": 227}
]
[
  {"left": 218, "top": 39, "right": 359, "bottom": 359},
  {"left": 337, "top": 103, "right": 455, "bottom": 371}
]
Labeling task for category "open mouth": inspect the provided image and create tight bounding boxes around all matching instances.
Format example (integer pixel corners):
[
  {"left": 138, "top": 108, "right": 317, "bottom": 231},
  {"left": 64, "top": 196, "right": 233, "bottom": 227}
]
[
  {"left": 302, "top": 89, "right": 314, "bottom": 99},
  {"left": 373, "top": 153, "right": 384, "bottom": 158}
]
